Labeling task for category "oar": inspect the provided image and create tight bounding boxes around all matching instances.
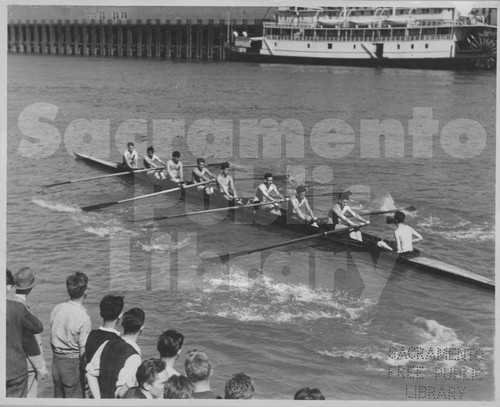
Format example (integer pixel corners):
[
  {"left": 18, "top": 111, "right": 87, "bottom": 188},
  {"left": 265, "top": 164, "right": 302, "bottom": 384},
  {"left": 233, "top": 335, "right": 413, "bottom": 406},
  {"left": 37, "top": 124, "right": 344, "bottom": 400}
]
[
  {"left": 43, "top": 166, "right": 166, "bottom": 188},
  {"left": 184, "top": 162, "right": 226, "bottom": 168},
  {"left": 81, "top": 180, "right": 213, "bottom": 212},
  {"left": 138, "top": 198, "right": 289, "bottom": 222},
  {"left": 204, "top": 226, "right": 364, "bottom": 263},
  {"left": 359, "top": 205, "right": 416, "bottom": 216},
  {"left": 236, "top": 174, "right": 289, "bottom": 181}
]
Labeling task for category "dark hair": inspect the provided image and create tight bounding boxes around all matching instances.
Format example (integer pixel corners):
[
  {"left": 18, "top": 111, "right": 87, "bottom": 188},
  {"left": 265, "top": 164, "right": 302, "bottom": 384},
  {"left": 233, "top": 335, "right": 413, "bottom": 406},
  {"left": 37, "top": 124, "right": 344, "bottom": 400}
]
[
  {"left": 172, "top": 151, "right": 180, "bottom": 158},
  {"left": 99, "top": 295, "right": 124, "bottom": 321},
  {"left": 121, "top": 307, "right": 145, "bottom": 334},
  {"left": 338, "top": 192, "right": 351, "bottom": 201},
  {"left": 294, "top": 387, "right": 325, "bottom": 400},
  {"left": 197, "top": 158, "right": 206, "bottom": 164},
  {"left": 296, "top": 185, "right": 307, "bottom": 194},
  {"left": 185, "top": 350, "right": 212, "bottom": 382},
  {"left": 147, "top": 146, "right": 154, "bottom": 154},
  {"left": 157, "top": 329, "right": 185, "bottom": 358},
  {"left": 6, "top": 268, "right": 14, "bottom": 286},
  {"left": 66, "top": 272, "right": 88, "bottom": 300},
  {"left": 264, "top": 173, "right": 273, "bottom": 179},
  {"left": 224, "top": 372, "right": 254, "bottom": 399},
  {"left": 164, "top": 375, "right": 194, "bottom": 399},
  {"left": 127, "top": 142, "right": 134, "bottom": 147},
  {"left": 136, "top": 358, "right": 166, "bottom": 387},
  {"left": 394, "top": 210, "right": 405, "bottom": 223},
  {"left": 221, "top": 162, "right": 230, "bottom": 170}
]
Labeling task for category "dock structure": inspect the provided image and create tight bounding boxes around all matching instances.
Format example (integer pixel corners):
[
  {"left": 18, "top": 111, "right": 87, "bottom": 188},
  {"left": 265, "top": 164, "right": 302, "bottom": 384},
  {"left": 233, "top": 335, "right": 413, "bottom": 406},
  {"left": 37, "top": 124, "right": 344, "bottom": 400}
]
[{"left": 7, "top": 18, "right": 259, "bottom": 60}]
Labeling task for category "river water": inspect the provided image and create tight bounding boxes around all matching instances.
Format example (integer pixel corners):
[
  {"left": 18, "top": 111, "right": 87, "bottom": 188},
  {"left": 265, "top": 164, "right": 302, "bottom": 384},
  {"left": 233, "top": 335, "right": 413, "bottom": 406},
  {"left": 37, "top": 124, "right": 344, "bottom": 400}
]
[{"left": 6, "top": 54, "right": 495, "bottom": 400}]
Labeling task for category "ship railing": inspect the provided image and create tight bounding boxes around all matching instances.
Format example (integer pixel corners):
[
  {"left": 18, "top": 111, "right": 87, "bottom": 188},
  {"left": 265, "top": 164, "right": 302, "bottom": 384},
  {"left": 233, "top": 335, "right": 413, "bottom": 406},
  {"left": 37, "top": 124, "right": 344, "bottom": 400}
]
[
  {"left": 264, "top": 21, "right": 317, "bottom": 29},
  {"left": 266, "top": 33, "right": 454, "bottom": 42}
]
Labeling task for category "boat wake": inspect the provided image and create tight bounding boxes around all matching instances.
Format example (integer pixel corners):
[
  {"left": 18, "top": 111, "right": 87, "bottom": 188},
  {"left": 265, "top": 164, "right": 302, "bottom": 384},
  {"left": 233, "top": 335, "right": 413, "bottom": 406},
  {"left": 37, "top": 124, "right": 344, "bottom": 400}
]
[
  {"left": 183, "top": 264, "right": 373, "bottom": 325},
  {"left": 32, "top": 198, "right": 81, "bottom": 213},
  {"left": 417, "top": 215, "right": 494, "bottom": 242}
]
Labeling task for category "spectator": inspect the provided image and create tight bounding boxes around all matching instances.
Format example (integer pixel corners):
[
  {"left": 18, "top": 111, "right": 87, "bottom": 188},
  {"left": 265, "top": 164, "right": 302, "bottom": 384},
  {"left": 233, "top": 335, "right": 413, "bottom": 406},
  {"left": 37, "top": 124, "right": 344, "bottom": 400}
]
[
  {"left": 225, "top": 372, "right": 254, "bottom": 399},
  {"left": 294, "top": 387, "right": 325, "bottom": 400},
  {"left": 122, "top": 359, "right": 168, "bottom": 399},
  {"left": 6, "top": 268, "right": 44, "bottom": 397},
  {"left": 185, "top": 350, "right": 219, "bottom": 399},
  {"left": 157, "top": 329, "right": 184, "bottom": 378},
  {"left": 86, "top": 307, "right": 145, "bottom": 398},
  {"left": 85, "top": 295, "right": 124, "bottom": 364},
  {"left": 50, "top": 272, "right": 91, "bottom": 398},
  {"left": 11, "top": 267, "right": 49, "bottom": 398},
  {"left": 164, "top": 375, "right": 194, "bottom": 399}
]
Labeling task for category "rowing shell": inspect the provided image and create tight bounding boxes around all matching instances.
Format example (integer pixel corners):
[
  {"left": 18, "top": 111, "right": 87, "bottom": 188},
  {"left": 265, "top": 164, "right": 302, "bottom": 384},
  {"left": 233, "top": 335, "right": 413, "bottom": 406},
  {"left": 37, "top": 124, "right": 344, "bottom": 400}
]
[{"left": 74, "top": 152, "right": 494, "bottom": 291}]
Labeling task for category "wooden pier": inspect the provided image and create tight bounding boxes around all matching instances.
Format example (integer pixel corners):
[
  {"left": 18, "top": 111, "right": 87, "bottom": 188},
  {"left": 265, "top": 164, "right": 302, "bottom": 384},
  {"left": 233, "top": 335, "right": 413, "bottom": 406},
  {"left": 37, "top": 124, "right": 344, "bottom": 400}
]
[{"left": 7, "top": 19, "right": 260, "bottom": 60}]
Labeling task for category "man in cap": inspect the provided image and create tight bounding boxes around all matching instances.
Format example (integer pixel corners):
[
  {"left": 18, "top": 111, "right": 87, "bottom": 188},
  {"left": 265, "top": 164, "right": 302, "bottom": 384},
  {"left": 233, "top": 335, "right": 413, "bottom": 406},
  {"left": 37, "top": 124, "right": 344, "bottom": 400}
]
[
  {"left": 327, "top": 192, "right": 369, "bottom": 241},
  {"left": 6, "top": 267, "right": 44, "bottom": 397}
]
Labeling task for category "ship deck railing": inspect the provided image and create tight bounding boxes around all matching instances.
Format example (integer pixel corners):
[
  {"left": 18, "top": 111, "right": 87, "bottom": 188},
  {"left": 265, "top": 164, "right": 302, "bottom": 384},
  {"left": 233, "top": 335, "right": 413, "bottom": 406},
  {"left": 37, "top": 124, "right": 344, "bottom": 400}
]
[
  {"left": 264, "top": 19, "right": 473, "bottom": 30},
  {"left": 266, "top": 33, "right": 454, "bottom": 42}
]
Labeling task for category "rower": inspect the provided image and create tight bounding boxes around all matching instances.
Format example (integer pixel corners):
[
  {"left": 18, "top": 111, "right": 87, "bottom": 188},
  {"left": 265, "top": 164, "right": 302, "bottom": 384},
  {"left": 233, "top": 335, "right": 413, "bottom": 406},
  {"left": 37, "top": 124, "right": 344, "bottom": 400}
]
[
  {"left": 192, "top": 158, "right": 215, "bottom": 195},
  {"left": 327, "top": 192, "right": 369, "bottom": 241},
  {"left": 143, "top": 146, "right": 167, "bottom": 180},
  {"left": 287, "top": 185, "right": 318, "bottom": 227},
  {"left": 122, "top": 142, "right": 139, "bottom": 170},
  {"left": 378, "top": 211, "right": 423, "bottom": 258},
  {"left": 166, "top": 151, "right": 184, "bottom": 184},
  {"left": 253, "top": 173, "right": 284, "bottom": 215},
  {"left": 216, "top": 162, "right": 240, "bottom": 203}
]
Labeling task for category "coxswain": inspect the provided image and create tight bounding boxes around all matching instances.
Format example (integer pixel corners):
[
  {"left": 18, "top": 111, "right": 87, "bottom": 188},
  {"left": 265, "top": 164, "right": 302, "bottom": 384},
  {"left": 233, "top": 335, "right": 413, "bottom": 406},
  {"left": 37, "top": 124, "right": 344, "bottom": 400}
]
[
  {"left": 122, "top": 142, "right": 139, "bottom": 170},
  {"left": 216, "top": 162, "right": 240, "bottom": 203},
  {"left": 253, "top": 173, "right": 285, "bottom": 215},
  {"left": 377, "top": 211, "right": 423, "bottom": 258},
  {"left": 327, "top": 192, "right": 369, "bottom": 241},
  {"left": 143, "top": 146, "right": 167, "bottom": 180},
  {"left": 192, "top": 158, "right": 215, "bottom": 195},
  {"left": 166, "top": 151, "right": 184, "bottom": 184},
  {"left": 288, "top": 185, "right": 318, "bottom": 227}
]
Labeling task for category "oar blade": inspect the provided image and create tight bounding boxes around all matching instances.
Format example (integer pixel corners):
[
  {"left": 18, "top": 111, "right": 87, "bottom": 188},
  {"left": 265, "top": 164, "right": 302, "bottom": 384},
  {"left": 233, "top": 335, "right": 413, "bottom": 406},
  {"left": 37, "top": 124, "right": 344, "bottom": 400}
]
[
  {"left": 81, "top": 201, "right": 119, "bottom": 212},
  {"left": 44, "top": 180, "right": 71, "bottom": 188}
]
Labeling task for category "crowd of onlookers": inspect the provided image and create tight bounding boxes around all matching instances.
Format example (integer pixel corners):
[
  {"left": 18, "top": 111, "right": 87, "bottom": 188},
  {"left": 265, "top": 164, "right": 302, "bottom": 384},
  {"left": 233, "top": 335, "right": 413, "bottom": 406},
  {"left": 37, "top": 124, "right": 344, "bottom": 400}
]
[{"left": 6, "top": 268, "right": 325, "bottom": 400}]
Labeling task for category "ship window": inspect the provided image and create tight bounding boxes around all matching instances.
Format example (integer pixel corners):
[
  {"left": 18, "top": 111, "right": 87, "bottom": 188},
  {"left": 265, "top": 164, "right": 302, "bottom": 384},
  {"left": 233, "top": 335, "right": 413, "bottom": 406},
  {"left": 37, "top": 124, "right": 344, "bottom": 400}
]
[
  {"left": 328, "top": 43, "right": 332, "bottom": 49},
  {"left": 353, "top": 44, "right": 356, "bottom": 49},
  {"left": 411, "top": 44, "right": 414, "bottom": 49},
  {"left": 397, "top": 44, "right": 400, "bottom": 49},
  {"left": 425, "top": 44, "right": 429, "bottom": 49},
  {"left": 307, "top": 43, "right": 310, "bottom": 48},
  {"left": 275, "top": 42, "right": 277, "bottom": 46}
]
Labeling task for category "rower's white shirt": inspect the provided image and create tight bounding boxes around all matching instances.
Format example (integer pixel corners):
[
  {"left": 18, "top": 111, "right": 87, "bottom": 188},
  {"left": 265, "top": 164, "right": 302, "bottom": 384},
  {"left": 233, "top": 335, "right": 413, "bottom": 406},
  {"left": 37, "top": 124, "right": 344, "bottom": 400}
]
[
  {"left": 394, "top": 224, "right": 421, "bottom": 253},
  {"left": 288, "top": 195, "right": 312, "bottom": 219},
  {"left": 123, "top": 150, "right": 138, "bottom": 167},
  {"left": 143, "top": 154, "right": 164, "bottom": 169},
  {"left": 328, "top": 203, "right": 352, "bottom": 224},
  {"left": 255, "top": 183, "right": 280, "bottom": 202},
  {"left": 167, "top": 160, "right": 183, "bottom": 180},
  {"left": 192, "top": 167, "right": 212, "bottom": 183},
  {"left": 217, "top": 174, "right": 234, "bottom": 194}
]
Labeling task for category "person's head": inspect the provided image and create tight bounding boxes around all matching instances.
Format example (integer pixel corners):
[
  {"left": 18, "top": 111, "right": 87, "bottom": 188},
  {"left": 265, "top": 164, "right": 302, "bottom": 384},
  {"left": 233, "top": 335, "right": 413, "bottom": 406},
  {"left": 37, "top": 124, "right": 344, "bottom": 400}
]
[
  {"left": 157, "top": 329, "right": 185, "bottom": 359},
  {"left": 294, "top": 387, "right": 325, "bottom": 400},
  {"left": 121, "top": 307, "right": 145, "bottom": 335},
  {"left": 163, "top": 375, "right": 194, "bottom": 399},
  {"left": 220, "top": 162, "right": 230, "bottom": 174},
  {"left": 172, "top": 151, "right": 180, "bottom": 163},
  {"left": 386, "top": 216, "right": 396, "bottom": 225},
  {"left": 14, "top": 267, "right": 37, "bottom": 296},
  {"left": 185, "top": 350, "right": 212, "bottom": 383},
  {"left": 99, "top": 295, "right": 124, "bottom": 322},
  {"left": 66, "top": 272, "right": 88, "bottom": 300},
  {"left": 296, "top": 185, "right": 307, "bottom": 199},
  {"left": 224, "top": 372, "right": 254, "bottom": 399},
  {"left": 127, "top": 142, "right": 135, "bottom": 152},
  {"left": 393, "top": 210, "right": 405, "bottom": 224},
  {"left": 147, "top": 146, "right": 155, "bottom": 156},
  {"left": 337, "top": 192, "right": 351, "bottom": 207},
  {"left": 6, "top": 268, "right": 14, "bottom": 291},
  {"left": 264, "top": 173, "right": 273, "bottom": 185},
  {"left": 136, "top": 358, "right": 168, "bottom": 399}
]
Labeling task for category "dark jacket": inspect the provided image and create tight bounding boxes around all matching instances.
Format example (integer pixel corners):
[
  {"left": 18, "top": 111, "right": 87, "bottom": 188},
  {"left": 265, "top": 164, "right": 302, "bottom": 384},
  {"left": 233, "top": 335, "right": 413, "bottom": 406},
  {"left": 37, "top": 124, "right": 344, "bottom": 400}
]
[{"left": 6, "top": 300, "right": 43, "bottom": 381}]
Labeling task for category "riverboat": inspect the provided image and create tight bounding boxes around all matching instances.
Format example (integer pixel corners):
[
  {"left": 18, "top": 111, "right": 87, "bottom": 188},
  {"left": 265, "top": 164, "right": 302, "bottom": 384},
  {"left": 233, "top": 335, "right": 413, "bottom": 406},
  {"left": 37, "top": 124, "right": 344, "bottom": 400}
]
[
  {"left": 73, "top": 152, "right": 495, "bottom": 291},
  {"left": 227, "top": 6, "right": 496, "bottom": 69}
]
